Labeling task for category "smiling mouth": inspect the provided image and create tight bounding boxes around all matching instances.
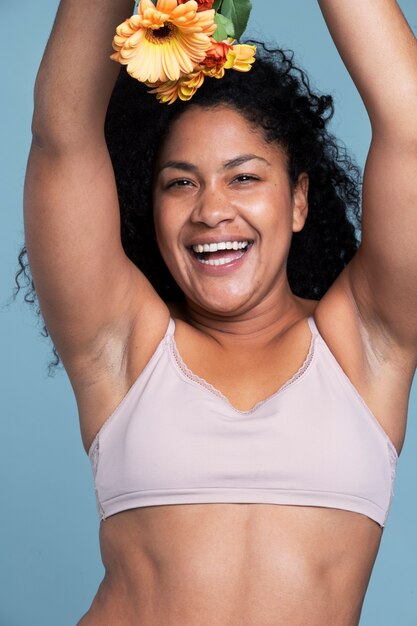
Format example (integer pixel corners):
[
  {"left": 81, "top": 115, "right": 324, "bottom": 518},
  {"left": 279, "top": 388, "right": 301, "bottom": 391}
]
[{"left": 188, "top": 240, "right": 254, "bottom": 267}]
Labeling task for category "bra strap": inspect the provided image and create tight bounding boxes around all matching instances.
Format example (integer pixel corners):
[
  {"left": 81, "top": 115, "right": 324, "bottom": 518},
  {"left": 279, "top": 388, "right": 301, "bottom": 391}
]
[
  {"left": 307, "top": 315, "right": 319, "bottom": 338},
  {"left": 165, "top": 316, "right": 176, "bottom": 337}
]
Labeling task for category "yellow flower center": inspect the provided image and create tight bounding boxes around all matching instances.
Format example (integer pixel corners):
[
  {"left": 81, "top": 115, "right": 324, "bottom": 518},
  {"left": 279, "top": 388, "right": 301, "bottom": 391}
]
[{"left": 146, "top": 22, "right": 176, "bottom": 45}]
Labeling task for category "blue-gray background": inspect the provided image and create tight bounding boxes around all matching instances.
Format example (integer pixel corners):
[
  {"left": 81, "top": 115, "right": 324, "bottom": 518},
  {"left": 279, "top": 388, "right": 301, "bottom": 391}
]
[{"left": 1, "top": 1, "right": 416, "bottom": 624}]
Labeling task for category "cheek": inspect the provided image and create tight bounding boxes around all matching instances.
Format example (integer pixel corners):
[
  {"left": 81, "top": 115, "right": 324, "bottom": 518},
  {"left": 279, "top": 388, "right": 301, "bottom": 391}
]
[
  {"left": 152, "top": 203, "right": 170, "bottom": 262},
  {"left": 153, "top": 205, "right": 183, "bottom": 266},
  {"left": 249, "top": 191, "right": 292, "bottom": 231},
  {"left": 153, "top": 199, "right": 171, "bottom": 240},
  {"left": 152, "top": 206, "right": 163, "bottom": 243}
]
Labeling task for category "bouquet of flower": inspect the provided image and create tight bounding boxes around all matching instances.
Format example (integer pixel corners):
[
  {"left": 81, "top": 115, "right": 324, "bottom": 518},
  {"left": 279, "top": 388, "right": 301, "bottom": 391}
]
[{"left": 111, "top": 0, "right": 256, "bottom": 104}]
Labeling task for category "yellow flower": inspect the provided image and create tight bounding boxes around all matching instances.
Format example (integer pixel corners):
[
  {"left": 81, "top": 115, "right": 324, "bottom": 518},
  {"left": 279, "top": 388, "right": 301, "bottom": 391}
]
[
  {"left": 111, "top": 0, "right": 216, "bottom": 84},
  {"left": 147, "top": 70, "right": 206, "bottom": 104},
  {"left": 201, "top": 65, "right": 226, "bottom": 79},
  {"left": 145, "top": 40, "right": 257, "bottom": 105},
  {"left": 224, "top": 44, "right": 257, "bottom": 72}
]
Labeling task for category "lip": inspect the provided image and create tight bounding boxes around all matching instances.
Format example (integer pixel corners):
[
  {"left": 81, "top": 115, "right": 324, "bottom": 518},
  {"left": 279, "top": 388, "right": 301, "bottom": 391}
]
[{"left": 187, "top": 242, "right": 254, "bottom": 276}]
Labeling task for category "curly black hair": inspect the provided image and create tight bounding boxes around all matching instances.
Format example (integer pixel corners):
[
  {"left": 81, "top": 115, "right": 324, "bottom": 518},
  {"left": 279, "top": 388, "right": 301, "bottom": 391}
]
[{"left": 15, "top": 42, "right": 362, "bottom": 371}]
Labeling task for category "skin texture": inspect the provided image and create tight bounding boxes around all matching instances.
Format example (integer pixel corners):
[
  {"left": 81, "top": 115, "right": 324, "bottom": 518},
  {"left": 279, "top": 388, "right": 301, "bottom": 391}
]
[
  {"left": 23, "top": 0, "right": 417, "bottom": 624},
  {"left": 153, "top": 106, "right": 309, "bottom": 322},
  {"left": 73, "top": 106, "right": 411, "bottom": 626}
]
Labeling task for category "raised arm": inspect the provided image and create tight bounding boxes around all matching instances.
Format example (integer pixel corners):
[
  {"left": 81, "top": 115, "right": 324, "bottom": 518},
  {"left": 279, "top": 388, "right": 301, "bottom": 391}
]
[
  {"left": 24, "top": 0, "right": 167, "bottom": 372},
  {"left": 318, "top": 0, "right": 417, "bottom": 350}
]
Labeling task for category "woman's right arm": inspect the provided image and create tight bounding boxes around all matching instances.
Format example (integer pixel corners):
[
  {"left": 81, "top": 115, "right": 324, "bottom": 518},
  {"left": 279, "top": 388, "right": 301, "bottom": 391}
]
[{"left": 25, "top": 0, "right": 169, "bottom": 371}]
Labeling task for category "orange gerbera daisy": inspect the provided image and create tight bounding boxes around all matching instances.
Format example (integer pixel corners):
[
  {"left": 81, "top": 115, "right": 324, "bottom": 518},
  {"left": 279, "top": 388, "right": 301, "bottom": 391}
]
[
  {"left": 147, "top": 42, "right": 257, "bottom": 104},
  {"left": 111, "top": 0, "right": 216, "bottom": 84}
]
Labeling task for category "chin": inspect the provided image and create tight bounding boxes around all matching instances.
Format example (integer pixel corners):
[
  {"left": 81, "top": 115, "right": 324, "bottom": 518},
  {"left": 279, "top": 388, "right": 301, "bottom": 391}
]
[{"left": 189, "top": 291, "right": 256, "bottom": 316}]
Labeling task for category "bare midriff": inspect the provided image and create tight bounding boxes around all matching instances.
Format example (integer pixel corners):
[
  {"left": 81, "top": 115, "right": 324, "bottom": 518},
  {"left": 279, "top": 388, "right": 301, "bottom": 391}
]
[{"left": 77, "top": 503, "right": 382, "bottom": 626}]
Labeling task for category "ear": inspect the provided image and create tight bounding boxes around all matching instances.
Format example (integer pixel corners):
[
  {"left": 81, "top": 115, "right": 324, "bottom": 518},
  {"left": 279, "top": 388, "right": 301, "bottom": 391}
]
[{"left": 292, "top": 173, "right": 309, "bottom": 233}]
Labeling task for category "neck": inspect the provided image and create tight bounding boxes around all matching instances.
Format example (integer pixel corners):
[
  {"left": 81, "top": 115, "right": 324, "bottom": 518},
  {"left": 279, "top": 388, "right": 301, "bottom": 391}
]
[{"left": 173, "top": 284, "right": 314, "bottom": 348}]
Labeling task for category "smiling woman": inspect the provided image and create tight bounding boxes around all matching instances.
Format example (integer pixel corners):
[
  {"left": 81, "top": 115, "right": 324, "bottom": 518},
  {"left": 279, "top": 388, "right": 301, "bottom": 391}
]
[
  {"left": 152, "top": 106, "right": 310, "bottom": 311},
  {"left": 15, "top": 0, "right": 417, "bottom": 624},
  {"left": 99, "top": 44, "right": 361, "bottom": 309}
]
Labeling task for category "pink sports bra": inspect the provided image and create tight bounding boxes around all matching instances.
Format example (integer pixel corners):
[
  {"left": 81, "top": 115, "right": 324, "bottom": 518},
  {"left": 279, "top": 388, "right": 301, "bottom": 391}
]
[{"left": 88, "top": 316, "right": 398, "bottom": 527}]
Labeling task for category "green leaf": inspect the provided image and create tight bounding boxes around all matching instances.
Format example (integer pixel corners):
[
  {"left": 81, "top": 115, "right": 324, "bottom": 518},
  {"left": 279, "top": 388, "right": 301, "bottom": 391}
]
[
  {"left": 213, "top": 13, "right": 235, "bottom": 42},
  {"left": 212, "top": 0, "right": 223, "bottom": 11},
  {"left": 218, "top": 0, "right": 252, "bottom": 40}
]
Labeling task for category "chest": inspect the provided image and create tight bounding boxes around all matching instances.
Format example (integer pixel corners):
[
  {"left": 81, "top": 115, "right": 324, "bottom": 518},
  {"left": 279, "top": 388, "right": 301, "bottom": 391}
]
[
  {"left": 90, "top": 333, "right": 396, "bottom": 529},
  {"left": 170, "top": 321, "right": 314, "bottom": 413}
]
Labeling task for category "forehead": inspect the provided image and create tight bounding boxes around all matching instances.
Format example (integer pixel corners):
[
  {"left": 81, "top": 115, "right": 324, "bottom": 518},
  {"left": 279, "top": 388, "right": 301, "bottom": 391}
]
[{"left": 157, "top": 105, "right": 287, "bottom": 167}]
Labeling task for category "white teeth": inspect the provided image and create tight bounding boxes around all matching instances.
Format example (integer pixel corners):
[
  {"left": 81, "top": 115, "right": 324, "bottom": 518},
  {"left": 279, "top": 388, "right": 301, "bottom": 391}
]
[
  {"left": 198, "top": 255, "right": 243, "bottom": 266},
  {"left": 192, "top": 240, "right": 249, "bottom": 253}
]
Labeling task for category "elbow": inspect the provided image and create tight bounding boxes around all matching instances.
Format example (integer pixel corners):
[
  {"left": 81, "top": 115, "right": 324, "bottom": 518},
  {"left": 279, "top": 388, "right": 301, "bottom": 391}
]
[
  {"left": 369, "top": 88, "right": 417, "bottom": 147},
  {"left": 30, "top": 117, "right": 63, "bottom": 152},
  {"left": 31, "top": 116, "right": 51, "bottom": 150},
  {"left": 31, "top": 106, "right": 102, "bottom": 152},
  {"left": 370, "top": 113, "right": 417, "bottom": 149},
  {"left": 31, "top": 81, "right": 103, "bottom": 149},
  {"left": 31, "top": 65, "right": 106, "bottom": 148},
  {"left": 31, "top": 94, "right": 68, "bottom": 150}
]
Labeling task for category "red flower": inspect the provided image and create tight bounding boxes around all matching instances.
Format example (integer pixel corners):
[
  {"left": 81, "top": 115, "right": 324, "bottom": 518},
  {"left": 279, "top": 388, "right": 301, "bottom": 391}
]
[
  {"left": 200, "top": 38, "right": 233, "bottom": 69},
  {"left": 178, "top": 0, "right": 214, "bottom": 11}
]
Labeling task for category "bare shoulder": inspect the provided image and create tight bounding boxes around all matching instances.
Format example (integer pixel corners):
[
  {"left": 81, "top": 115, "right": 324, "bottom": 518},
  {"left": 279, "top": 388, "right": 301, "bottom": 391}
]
[{"left": 313, "top": 267, "right": 416, "bottom": 455}]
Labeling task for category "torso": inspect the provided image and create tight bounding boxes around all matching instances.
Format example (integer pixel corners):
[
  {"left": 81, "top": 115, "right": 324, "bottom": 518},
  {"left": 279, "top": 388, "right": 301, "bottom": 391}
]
[
  {"left": 73, "top": 277, "right": 414, "bottom": 626},
  {"left": 79, "top": 504, "right": 382, "bottom": 626}
]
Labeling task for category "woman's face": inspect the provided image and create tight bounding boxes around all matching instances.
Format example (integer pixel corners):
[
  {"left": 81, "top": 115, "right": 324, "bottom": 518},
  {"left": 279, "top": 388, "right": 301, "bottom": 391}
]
[{"left": 152, "top": 105, "right": 308, "bottom": 315}]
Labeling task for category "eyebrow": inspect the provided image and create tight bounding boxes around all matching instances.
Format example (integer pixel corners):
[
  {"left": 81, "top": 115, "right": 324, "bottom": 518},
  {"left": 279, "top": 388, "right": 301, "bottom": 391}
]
[
  {"left": 223, "top": 154, "right": 271, "bottom": 169},
  {"left": 156, "top": 154, "right": 271, "bottom": 175}
]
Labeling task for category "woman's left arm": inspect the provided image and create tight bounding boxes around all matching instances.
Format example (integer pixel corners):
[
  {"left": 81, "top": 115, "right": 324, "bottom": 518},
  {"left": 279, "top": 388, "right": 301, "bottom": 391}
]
[{"left": 318, "top": 0, "right": 417, "bottom": 348}]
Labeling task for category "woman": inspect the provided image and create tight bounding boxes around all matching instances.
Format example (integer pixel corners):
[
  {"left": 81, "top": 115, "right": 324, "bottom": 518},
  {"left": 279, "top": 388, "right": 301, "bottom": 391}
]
[{"left": 20, "top": 0, "right": 417, "bottom": 623}]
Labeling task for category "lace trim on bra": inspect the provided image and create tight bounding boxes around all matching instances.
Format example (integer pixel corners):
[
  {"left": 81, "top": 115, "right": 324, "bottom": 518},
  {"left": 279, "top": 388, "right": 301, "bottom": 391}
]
[
  {"left": 387, "top": 442, "right": 398, "bottom": 497},
  {"left": 381, "top": 441, "right": 398, "bottom": 525},
  {"left": 90, "top": 437, "right": 99, "bottom": 478},
  {"left": 168, "top": 327, "right": 317, "bottom": 415}
]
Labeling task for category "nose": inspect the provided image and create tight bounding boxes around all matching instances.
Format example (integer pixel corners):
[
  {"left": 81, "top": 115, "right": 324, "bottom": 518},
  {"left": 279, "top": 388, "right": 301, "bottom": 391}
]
[{"left": 190, "top": 187, "right": 236, "bottom": 228}]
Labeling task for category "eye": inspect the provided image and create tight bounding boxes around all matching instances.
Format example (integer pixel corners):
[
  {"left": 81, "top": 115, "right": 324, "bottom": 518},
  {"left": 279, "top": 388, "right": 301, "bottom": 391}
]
[
  {"left": 231, "top": 174, "right": 260, "bottom": 184},
  {"left": 166, "top": 178, "right": 195, "bottom": 189}
]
